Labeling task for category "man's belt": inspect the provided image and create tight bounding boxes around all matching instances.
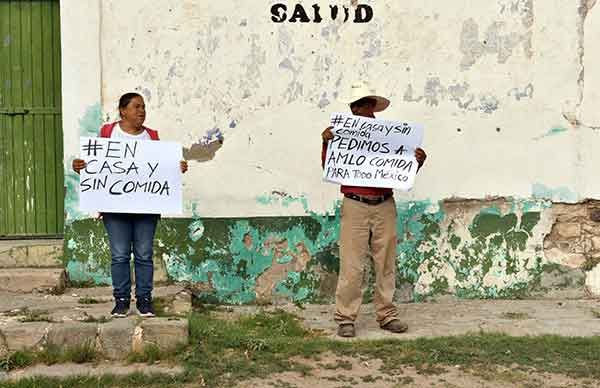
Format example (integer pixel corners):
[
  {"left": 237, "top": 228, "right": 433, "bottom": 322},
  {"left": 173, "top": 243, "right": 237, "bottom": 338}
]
[{"left": 344, "top": 193, "right": 393, "bottom": 205}]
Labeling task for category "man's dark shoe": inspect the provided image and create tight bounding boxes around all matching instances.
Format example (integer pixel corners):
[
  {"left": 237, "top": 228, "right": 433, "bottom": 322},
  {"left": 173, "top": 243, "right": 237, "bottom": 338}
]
[
  {"left": 381, "top": 319, "right": 408, "bottom": 333},
  {"left": 136, "top": 297, "right": 155, "bottom": 317},
  {"left": 111, "top": 298, "right": 130, "bottom": 318},
  {"left": 337, "top": 323, "right": 356, "bottom": 338}
]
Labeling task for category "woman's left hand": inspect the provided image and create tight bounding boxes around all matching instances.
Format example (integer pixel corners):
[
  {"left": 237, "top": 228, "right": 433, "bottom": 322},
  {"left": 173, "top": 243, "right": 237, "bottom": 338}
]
[{"left": 180, "top": 160, "right": 188, "bottom": 173}]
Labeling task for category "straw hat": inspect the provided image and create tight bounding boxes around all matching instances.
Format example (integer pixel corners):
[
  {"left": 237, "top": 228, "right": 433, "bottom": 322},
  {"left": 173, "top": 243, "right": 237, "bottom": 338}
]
[{"left": 338, "top": 81, "right": 390, "bottom": 112}]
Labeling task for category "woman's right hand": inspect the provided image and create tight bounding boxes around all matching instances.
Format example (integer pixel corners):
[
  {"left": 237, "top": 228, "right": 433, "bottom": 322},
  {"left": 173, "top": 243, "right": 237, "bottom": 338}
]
[
  {"left": 72, "top": 158, "right": 86, "bottom": 174},
  {"left": 322, "top": 126, "right": 334, "bottom": 143}
]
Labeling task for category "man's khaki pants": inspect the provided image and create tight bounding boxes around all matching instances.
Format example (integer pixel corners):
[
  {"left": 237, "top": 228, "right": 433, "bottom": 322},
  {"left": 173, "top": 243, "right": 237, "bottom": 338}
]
[{"left": 334, "top": 196, "right": 398, "bottom": 326}]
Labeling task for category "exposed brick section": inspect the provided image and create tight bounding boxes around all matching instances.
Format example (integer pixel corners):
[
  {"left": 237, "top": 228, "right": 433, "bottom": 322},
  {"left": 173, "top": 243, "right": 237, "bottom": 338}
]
[{"left": 544, "top": 201, "right": 600, "bottom": 272}]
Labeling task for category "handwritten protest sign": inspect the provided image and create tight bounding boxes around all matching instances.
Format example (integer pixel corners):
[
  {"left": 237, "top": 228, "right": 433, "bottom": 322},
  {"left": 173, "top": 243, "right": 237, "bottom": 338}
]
[
  {"left": 323, "top": 113, "right": 424, "bottom": 191},
  {"left": 79, "top": 137, "right": 183, "bottom": 214}
]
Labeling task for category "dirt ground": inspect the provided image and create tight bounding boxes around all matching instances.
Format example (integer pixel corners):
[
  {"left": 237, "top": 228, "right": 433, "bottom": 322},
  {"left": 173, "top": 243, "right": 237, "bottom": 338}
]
[
  {"left": 217, "top": 297, "right": 600, "bottom": 340},
  {"left": 235, "top": 353, "right": 600, "bottom": 388}
]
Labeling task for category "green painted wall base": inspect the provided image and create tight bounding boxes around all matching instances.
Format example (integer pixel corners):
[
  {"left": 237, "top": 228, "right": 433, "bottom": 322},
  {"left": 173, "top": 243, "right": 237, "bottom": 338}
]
[{"left": 63, "top": 198, "right": 570, "bottom": 304}]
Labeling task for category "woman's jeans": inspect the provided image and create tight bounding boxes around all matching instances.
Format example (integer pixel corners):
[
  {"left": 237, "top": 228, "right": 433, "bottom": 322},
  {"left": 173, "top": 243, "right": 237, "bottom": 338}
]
[{"left": 102, "top": 213, "right": 159, "bottom": 300}]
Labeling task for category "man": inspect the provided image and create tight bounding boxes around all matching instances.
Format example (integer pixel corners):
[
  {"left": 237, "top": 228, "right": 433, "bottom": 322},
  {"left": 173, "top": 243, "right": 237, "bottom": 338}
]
[{"left": 321, "top": 82, "right": 427, "bottom": 337}]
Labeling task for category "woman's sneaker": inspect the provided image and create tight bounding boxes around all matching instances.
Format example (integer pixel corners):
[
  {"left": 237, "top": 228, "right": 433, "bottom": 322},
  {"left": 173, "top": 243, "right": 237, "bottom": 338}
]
[
  {"left": 136, "top": 297, "right": 155, "bottom": 317},
  {"left": 111, "top": 298, "right": 130, "bottom": 318}
]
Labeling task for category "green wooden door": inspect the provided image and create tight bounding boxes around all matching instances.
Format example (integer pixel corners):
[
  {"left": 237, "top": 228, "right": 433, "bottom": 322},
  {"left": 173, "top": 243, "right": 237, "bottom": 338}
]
[{"left": 0, "top": 0, "right": 63, "bottom": 238}]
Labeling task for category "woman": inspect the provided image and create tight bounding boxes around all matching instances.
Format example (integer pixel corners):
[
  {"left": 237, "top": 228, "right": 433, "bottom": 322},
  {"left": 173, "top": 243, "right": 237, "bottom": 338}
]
[{"left": 72, "top": 92, "right": 188, "bottom": 317}]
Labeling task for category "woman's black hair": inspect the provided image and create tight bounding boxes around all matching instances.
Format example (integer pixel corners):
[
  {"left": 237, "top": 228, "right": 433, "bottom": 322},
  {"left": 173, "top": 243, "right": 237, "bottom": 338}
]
[
  {"left": 350, "top": 97, "right": 377, "bottom": 110},
  {"left": 118, "top": 92, "right": 143, "bottom": 111}
]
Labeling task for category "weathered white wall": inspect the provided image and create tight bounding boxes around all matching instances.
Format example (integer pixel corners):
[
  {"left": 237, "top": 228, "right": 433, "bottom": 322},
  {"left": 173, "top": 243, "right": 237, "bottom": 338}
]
[
  {"left": 59, "top": 0, "right": 600, "bottom": 298},
  {"left": 79, "top": 0, "right": 599, "bottom": 218},
  {"left": 60, "top": 0, "right": 102, "bottom": 162}
]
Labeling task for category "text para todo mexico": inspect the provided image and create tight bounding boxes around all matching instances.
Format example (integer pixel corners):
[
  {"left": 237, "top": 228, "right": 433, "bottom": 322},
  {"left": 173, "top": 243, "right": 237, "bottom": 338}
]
[
  {"left": 78, "top": 137, "right": 183, "bottom": 214},
  {"left": 323, "top": 113, "right": 424, "bottom": 191}
]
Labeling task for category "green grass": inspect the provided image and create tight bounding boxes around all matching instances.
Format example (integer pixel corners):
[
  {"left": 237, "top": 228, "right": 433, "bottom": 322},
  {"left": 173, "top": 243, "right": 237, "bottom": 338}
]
[
  {"left": 1, "top": 308, "right": 600, "bottom": 387},
  {"left": 582, "top": 257, "right": 600, "bottom": 272},
  {"left": 0, "top": 373, "right": 183, "bottom": 388},
  {"left": 166, "top": 309, "right": 600, "bottom": 385},
  {"left": 500, "top": 312, "right": 531, "bottom": 320},
  {"left": 125, "top": 343, "right": 186, "bottom": 365},
  {"left": 17, "top": 310, "right": 52, "bottom": 323},
  {"left": 151, "top": 297, "right": 171, "bottom": 317},
  {"left": 0, "top": 351, "right": 35, "bottom": 372},
  {"left": 319, "top": 359, "right": 353, "bottom": 370},
  {"left": 35, "top": 342, "right": 97, "bottom": 366},
  {"left": 62, "top": 343, "right": 98, "bottom": 364},
  {"left": 3, "top": 308, "right": 52, "bottom": 323},
  {"left": 77, "top": 297, "right": 102, "bottom": 305},
  {"left": 66, "top": 280, "right": 97, "bottom": 289},
  {"left": 0, "top": 343, "right": 97, "bottom": 373},
  {"left": 126, "top": 345, "right": 164, "bottom": 364},
  {"left": 361, "top": 374, "right": 381, "bottom": 383},
  {"left": 80, "top": 315, "right": 111, "bottom": 324}
]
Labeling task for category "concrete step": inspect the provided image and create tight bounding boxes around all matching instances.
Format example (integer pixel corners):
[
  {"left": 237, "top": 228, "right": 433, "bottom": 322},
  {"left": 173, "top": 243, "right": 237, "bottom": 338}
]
[
  {"left": 0, "top": 317, "right": 189, "bottom": 360},
  {"left": 0, "top": 285, "right": 192, "bottom": 360},
  {"left": 2, "top": 363, "right": 184, "bottom": 383},
  {"left": 0, "top": 239, "right": 63, "bottom": 268},
  {"left": 0, "top": 268, "right": 66, "bottom": 293},
  {"left": 0, "top": 285, "right": 192, "bottom": 321}
]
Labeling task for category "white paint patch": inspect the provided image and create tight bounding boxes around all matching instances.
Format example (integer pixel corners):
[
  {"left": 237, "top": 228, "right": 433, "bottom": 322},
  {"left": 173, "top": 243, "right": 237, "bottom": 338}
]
[{"left": 585, "top": 264, "right": 600, "bottom": 294}]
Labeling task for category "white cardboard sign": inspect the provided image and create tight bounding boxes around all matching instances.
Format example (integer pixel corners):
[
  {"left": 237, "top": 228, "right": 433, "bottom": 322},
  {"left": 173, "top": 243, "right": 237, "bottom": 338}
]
[
  {"left": 323, "top": 113, "right": 424, "bottom": 191},
  {"left": 78, "top": 137, "right": 183, "bottom": 215}
]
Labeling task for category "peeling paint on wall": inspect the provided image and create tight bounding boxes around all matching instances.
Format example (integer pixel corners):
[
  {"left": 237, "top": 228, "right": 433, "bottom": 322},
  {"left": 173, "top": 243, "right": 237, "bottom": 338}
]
[
  {"left": 403, "top": 77, "right": 511, "bottom": 113},
  {"left": 78, "top": 104, "right": 103, "bottom": 138},
  {"left": 64, "top": 194, "right": 585, "bottom": 304},
  {"left": 577, "top": 0, "right": 597, "bottom": 107},
  {"left": 183, "top": 128, "right": 224, "bottom": 162},
  {"left": 392, "top": 198, "right": 551, "bottom": 300},
  {"left": 460, "top": 1, "right": 533, "bottom": 70},
  {"left": 532, "top": 183, "right": 579, "bottom": 203},
  {"left": 578, "top": 0, "right": 600, "bottom": 127},
  {"left": 60, "top": 1, "right": 600, "bottom": 302},
  {"left": 64, "top": 104, "right": 104, "bottom": 224},
  {"left": 533, "top": 127, "right": 569, "bottom": 140},
  {"left": 508, "top": 83, "right": 534, "bottom": 101}
]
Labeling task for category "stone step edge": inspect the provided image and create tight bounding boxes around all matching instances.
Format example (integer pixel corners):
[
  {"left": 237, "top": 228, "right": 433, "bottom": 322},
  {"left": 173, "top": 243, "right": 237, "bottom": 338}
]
[
  {"left": 0, "top": 318, "right": 189, "bottom": 361},
  {"left": 0, "top": 240, "right": 64, "bottom": 269},
  {"left": 0, "top": 268, "right": 67, "bottom": 294}
]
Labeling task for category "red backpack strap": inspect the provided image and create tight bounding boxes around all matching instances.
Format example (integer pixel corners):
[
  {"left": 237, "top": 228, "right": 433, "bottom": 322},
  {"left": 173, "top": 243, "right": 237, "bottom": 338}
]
[
  {"left": 100, "top": 122, "right": 159, "bottom": 140},
  {"left": 99, "top": 122, "right": 118, "bottom": 138},
  {"left": 144, "top": 127, "right": 160, "bottom": 141}
]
